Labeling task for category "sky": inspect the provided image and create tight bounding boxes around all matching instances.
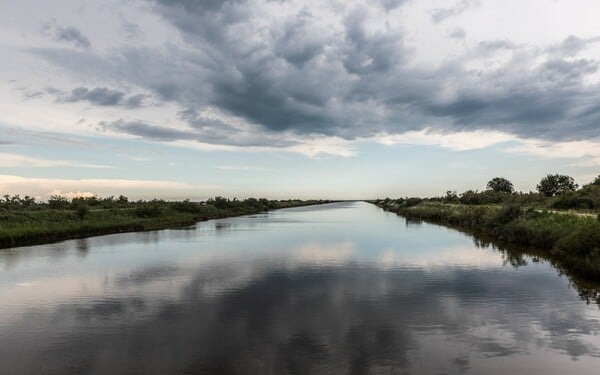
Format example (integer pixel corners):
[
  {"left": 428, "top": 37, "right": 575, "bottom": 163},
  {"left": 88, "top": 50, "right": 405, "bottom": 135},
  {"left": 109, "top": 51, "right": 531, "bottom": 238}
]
[{"left": 1, "top": 0, "right": 599, "bottom": 200}]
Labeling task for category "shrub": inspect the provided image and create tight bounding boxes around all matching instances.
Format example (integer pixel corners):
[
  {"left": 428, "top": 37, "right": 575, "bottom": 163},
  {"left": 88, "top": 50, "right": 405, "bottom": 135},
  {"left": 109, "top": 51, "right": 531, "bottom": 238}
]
[
  {"left": 493, "top": 204, "right": 522, "bottom": 224},
  {"left": 172, "top": 199, "right": 200, "bottom": 213},
  {"left": 552, "top": 193, "right": 594, "bottom": 210},
  {"left": 75, "top": 205, "right": 90, "bottom": 221},
  {"left": 556, "top": 221, "right": 600, "bottom": 257},
  {"left": 403, "top": 197, "right": 423, "bottom": 207},
  {"left": 135, "top": 204, "right": 163, "bottom": 218},
  {"left": 48, "top": 195, "right": 69, "bottom": 210}
]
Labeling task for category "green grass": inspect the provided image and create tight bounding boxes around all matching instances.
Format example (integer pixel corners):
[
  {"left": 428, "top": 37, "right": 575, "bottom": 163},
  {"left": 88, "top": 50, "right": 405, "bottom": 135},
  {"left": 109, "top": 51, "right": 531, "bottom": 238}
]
[
  {"left": 374, "top": 201, "right": 600, "bottom": 283},
  {"left": 0, "top": 198, "right": 330, "bottom": 249}
]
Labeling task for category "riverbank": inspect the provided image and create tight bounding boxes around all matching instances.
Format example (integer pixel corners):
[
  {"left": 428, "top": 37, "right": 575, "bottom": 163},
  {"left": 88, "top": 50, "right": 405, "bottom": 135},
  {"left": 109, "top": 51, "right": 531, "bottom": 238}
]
[
  {"left": 0, "top": 198, "right": 332, "bottom": 249},
  {"left": 373, "top": 200, "right": 600, "bottom": 281}
]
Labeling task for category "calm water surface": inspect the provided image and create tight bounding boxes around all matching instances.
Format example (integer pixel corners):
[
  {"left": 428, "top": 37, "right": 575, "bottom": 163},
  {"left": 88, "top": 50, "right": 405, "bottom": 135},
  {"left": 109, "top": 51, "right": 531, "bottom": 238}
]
[{"left": 1, "top": 202, "right": 600, "bottom": 374}]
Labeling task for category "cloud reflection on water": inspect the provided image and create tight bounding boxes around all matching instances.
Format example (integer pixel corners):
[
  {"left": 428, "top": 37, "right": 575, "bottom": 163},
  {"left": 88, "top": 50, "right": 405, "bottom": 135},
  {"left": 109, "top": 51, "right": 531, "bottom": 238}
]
[{"left": 0, "top": 202, "right": 600, "bottom": 374}]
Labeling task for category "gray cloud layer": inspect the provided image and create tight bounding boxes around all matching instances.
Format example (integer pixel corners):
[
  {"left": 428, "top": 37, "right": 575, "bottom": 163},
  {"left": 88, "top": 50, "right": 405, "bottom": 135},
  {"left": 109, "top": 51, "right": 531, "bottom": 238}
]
[
  {"left": 431, "top": 0, "right": 481, "bottom": 23},
  {"left": 42, "top": 24, "right": 91, "bottom": 49},
  {"left": 30, "top": 0, "right": 600, "bottom": 148},
  {"left": 50, "top": 87, "right": 147, "bottom": 108}
]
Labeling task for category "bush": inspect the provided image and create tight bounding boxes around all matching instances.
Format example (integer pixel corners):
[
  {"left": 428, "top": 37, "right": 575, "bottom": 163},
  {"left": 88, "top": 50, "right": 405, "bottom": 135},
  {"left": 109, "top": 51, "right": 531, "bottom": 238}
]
[
  {"left": 134, "top": 204, "right": 163, "bottom": 218},
  {"left": 48, "top": 195, "right": 69, "bottom": 210},
  {"left": 552, "top": 193, "right": 594, "bottom": 210},
  {"left": 172, "top": 199, "right": 201, "bottom": 213},
  {"left": 75, "top": 204, "right": 90, "bottom": 220},
  {"left": 403, "top": 197, "right": 423, "bottom": 207},
  {"left": 493, "top": 204, "right": 522, "bottom": 224},
  {"left": 458, "top": 190, "right": 508, "bottom": 205},
  {"left": 556, "top": 221, "right": 600, "bottom": 257}
]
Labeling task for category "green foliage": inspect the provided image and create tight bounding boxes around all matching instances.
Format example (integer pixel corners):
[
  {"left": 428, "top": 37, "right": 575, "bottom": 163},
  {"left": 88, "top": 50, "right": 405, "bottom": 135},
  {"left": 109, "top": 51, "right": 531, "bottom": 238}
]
[
  {"left": 494, "top": 203, "right": 522, "bottom": 224},
  {"left": 374, "top": 172, "right": 600, "bottom": 283},
  {"left": 537, "top": 174, "right": 578, "bottom": 197},
  {"left": 134, "top": 204, "right": 164, "bottom": 218},
  {"left": 555, "top": 220, "right": 600, "bottom": 257},
  {"left": 172, "top": 199, "right": 200, "bottom": 214},
  {"left": 75, "top": 204, "right": 90, "bottom": 221},
  {"left": 376, "top": 200, "right": 600, "bottom": 281},
  {"left": 458, "top": 189, "right": 509, "bottom": 205},
  {"left": 48, "top": 195, "right": 69, "bottom": 209},
  {"left": 443, "top": 191, "right": 458, "bottom": 203},
  {"left": 552, "top": 192, "right": 594, "bottom": 210},
  {"left": 1, "top": 195, "right": 36, "bottom": 209},
  {"left": 487, "top": 177, "right": 514, "bottom": 194},
  {"left": 0, "top": 196, "right": 330, "bottom": 249}
]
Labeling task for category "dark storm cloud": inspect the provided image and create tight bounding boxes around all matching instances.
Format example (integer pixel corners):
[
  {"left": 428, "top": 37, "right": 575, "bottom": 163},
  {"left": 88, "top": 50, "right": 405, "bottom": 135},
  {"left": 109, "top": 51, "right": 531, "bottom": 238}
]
[
  {"left": 66, "top": 87, "right": 124, "bottom": 106},
  {"left": 100, "top": 118, "right": 296, "bottom": 147},
  {"left": 341, "top": 7, "right": 408, "bottom": 75},
  {"left": 122, "top": 94, "right": 147, "bottom": 108},
  {"left": 42, "top": 24, "right": 91, "bottom": 49},
  {"left": 100, "top": 120, "right": 191, "bottom": 141},
  {"left": 273, "top": 10, "right": 326, "bottom": 67},
  {"left": 30, "top": 0, "right": 600, "bottom": 149},
  {"left": 51, "top": 87, "right": 147, "bottom": 108}
]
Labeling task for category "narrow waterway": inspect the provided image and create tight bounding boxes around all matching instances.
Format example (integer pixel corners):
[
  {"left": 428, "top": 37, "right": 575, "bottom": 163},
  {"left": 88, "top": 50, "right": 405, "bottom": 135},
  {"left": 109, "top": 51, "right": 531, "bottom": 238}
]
[{"left": 1, "top": 202, "right": 599, "bottom": 374}]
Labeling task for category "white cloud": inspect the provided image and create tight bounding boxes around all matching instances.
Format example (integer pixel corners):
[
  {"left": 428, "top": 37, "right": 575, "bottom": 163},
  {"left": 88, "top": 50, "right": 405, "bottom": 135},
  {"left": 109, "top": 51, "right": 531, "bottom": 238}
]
[
  {"left": 506, "top": 138, "right": 600, "bottom": 165},
  {"left": 0, "top": 152, "right": 110, "bottom": 169},
  {"left": 286, "top": 136, "right": 357, "bottom": 158},
  {"left": 293, "top": 241, "right": 355, "bottom": 265},
  {"left": 0, "top": 175, "right": 215, "bottom": 200},
  {"left": 367, "top": 129, "right": 600, "bottom": 167},
  {"left": 370, "top": 128, "right": 516, "bottom": 151},
  {"left": 48, "top": 190, "right": 96, "bottom": 199}
]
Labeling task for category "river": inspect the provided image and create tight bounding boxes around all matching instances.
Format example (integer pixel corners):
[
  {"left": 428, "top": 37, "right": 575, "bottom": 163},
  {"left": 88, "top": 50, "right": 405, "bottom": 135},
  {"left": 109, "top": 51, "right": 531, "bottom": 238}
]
[{"left": 1, "top": 201, "right": 599, "bottom": 374}]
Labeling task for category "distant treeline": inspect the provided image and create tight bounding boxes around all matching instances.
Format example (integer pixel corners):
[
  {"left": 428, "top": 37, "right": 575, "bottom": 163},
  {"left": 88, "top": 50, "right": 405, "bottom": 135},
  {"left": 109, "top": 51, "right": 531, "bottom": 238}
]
[
  {"left": 0, "top": 196, "right": 331, "bottom": 249},
  {"left": 377, "top": 174, "right": 600, "bottom": 211}
]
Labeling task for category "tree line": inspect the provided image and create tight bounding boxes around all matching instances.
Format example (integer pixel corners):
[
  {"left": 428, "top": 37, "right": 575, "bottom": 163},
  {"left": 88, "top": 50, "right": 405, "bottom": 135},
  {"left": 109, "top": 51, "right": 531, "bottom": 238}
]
[{"left": 383, "top": 174, "right": 600, "bottom": 210}]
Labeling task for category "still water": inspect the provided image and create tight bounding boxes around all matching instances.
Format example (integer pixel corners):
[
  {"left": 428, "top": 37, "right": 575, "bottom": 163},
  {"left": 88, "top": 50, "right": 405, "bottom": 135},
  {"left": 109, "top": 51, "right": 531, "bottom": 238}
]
[{"left": 1, "top": 202, "right": 600, "bottom": 374}]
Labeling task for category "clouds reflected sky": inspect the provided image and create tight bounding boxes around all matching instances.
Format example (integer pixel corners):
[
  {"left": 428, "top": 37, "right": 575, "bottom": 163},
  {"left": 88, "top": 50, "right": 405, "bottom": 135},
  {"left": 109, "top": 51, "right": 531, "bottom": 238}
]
[{"left": 1, "top": 203, "right": 599, "bottom": 374}]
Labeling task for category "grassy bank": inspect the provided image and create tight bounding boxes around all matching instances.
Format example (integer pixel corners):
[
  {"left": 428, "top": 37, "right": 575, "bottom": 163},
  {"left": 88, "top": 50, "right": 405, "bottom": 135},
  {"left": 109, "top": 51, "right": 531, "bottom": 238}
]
[
  {"left": 374, "top": 200, "right": 600, "bottom": 281},
  {"left": 0, "top": 197, "right": 331, "bottom": 249}
]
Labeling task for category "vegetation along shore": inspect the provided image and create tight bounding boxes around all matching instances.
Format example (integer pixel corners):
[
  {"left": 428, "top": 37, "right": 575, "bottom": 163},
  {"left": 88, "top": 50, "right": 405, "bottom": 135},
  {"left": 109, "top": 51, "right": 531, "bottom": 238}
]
[
  {"left": 374, "top": 174, "right": 600, "bottom": 283},
  {"left": 0, "top": 195, "right": 331, "bottom": 249}
]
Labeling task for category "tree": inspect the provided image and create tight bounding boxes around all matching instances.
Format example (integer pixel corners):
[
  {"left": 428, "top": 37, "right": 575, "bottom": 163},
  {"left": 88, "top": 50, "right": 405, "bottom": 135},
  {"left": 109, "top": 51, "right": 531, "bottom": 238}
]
[
  {"left": 75, "top": 204, "right": 89, "bottom": 220},
  {"left": 591, "top": 175, "right": 600, "bottom": 186},
  {"left": 486, "top": 177, "right": 514, "bottom": 194},
  {"left": 536, "top": 174, "right": 578, "bottom": 197},
  {"left": 48, "top": 195, "right": 69, "bottom": 209},
  {"left": 444, "top": 190, "right": 458, "bottom": 203}
]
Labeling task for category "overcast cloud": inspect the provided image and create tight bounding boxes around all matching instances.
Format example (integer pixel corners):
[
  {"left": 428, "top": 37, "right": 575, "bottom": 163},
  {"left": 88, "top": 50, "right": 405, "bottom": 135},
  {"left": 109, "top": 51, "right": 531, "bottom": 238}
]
[
  {"left": 0, "top": 0, "right": 598, "bottom": 197},
  {"left": 14, "top": 0, "right": 597, "bottom": 150}
]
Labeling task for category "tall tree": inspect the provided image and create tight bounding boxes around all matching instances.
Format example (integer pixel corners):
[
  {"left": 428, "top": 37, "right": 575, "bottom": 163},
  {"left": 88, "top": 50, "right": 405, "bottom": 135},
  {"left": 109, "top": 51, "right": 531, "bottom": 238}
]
[
  {"left": 486, "top": 177, "right": 514, "bottom": 194},
  {"left": 536, "top": 174, "right": 578, "bottom": 197}
]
